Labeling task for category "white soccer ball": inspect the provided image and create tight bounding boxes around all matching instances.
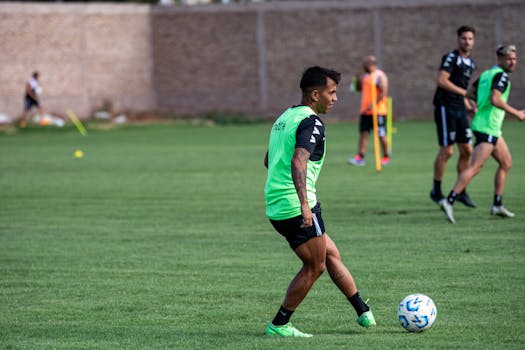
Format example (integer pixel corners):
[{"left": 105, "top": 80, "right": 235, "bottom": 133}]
[{"left": 397, "top": 293, "right": 437, "bottom": 332}]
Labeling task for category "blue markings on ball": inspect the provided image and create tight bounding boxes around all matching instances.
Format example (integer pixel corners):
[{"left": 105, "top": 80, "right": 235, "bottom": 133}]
[
  {"left": 414, "top": 315, "right": 430, "bottom": 329},
  {"left": 398, "top": 293, "right": 437, "bottom": 332},
  {"left": 399, "top": 315, "right": 410, "bottom": 328},
  {"left": 406, "top": 296, "right": 423, "bottom": 312}
]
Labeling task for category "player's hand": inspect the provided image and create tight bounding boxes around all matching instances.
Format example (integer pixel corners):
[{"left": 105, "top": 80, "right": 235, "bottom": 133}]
[
  {"left": 467, "top": 108, "right": 477, "bottom": 119},
  {"left": 300, "top": 204, "right": 313, "bottom": 228},
  {"left": 517, "top": 110, "right": 525, "bottom": 121},
  {"left": 514, "top": 109, "right": 525, "bottom": 122}
]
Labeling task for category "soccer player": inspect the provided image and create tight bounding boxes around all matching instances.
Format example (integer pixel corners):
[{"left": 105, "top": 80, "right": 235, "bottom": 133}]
[
  {"left": 430, "top": 26, "right": 477, "bottom": 208},
  {"left": 20, "top": 71, "right": 45, "bottom": 128},
  {"left": 440, "top": 45, "right": 525, "bottom": 223},
  {"left": 347, "top": 55, "right": 390, "bottom": 166},
  {"left": 263, "top": 66, "right": 375, "bottom": 337}
]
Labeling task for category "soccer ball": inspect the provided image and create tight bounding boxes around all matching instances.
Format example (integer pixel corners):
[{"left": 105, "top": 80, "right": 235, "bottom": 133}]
[{"left": 397, "top": 293, "right": 437, "bottom": 332}]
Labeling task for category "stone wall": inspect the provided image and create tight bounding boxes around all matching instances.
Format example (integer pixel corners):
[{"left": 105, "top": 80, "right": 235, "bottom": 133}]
[
  {"left": 1, "top": 1, "right": 523, "bottom": 120},
  {"left": 0, "top": 3, "right": 155, "bottom": 119},
  {"left": 153, "top": 0, "right": 525, "bottom": 120}
]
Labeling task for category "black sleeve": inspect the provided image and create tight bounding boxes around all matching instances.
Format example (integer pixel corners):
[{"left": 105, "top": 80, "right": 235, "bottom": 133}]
[
  {"left": 295, "top": 116, "right": 324, "bottom": 156},
  {"left": 439, "top": 51, "right": 456, "bottom": 74},
  {"left": 471, "top": 78, "right": 479, "bottom": 99},
  {"left": 491, "top": 72, "right": 509, "bottom": 94}
]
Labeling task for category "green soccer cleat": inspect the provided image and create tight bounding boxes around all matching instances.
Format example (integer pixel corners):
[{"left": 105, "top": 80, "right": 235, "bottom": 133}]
[
  {"left": 264, "top": 322, "right": 313, "bottom": 337},
  {"left": 357, "top": 310, "right": 376, "bottom": 328}
]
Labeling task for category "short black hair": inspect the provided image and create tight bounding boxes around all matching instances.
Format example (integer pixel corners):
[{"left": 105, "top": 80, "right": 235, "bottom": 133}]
[
  {"left": 457, "top": 25, "right": 475, "bottom": 36},
  {"left": 300, "top": 66, "right": 341, "bottom": 93}
]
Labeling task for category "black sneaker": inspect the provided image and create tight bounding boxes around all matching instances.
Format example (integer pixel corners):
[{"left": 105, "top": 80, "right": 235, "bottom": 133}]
[
  {"left": 430, "top": 190, "right": 444, "bottom": 204},
  {"left": 456, "top": 191, "right": 476, "bottom": 208}
]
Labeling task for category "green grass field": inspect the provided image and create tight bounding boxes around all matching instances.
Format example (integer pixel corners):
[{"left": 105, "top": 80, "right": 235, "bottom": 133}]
[{"left": 1, "top": 120, "right": 524, "bottom": 349}]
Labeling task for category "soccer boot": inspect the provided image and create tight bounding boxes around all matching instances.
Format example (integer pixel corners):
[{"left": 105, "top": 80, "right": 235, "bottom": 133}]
[
  {"left": 348, "top": 155, "right": 365, "bottom": 166},
  {"left": 381, "top": 156, "right": 391, "bottom": 165},
  {"left": 357, "top": 310, "right": 376, "bottom": 328},
  {"left": 456, "top": 191, "right": 476, "bottom": 208},
  {"left": 264, "top": 322, "right": 313, "bottom": 337},
  {"left": 490, "top": 205, "right": 515, "bottom": 218},
  {"left": 430, "top": 190, "right": 444, "bottom": 204},
  {"left": 439, "top": 198, "right": 455, "bottom": 224}
]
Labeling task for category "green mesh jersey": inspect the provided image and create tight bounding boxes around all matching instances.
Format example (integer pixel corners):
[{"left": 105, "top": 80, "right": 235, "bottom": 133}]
[
  {"left": 472, "top": 66, "right": 511, "bottom": 137},
  {"left": 264, "top": 106, "right": 325, "bottom": 220}
]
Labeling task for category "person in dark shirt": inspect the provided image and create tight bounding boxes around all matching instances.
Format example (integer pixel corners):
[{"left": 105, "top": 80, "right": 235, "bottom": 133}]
[
  {"left": 430, "top": 25, "right": 477, "bottom": 208},
  {"left": 439, "top": 45, "right": 525, "bottom": 223}
]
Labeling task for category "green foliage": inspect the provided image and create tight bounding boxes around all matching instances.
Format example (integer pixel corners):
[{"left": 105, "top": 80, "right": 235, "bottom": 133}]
[{"left": 0, "top": 121, "right": 524, "bottom": 349}]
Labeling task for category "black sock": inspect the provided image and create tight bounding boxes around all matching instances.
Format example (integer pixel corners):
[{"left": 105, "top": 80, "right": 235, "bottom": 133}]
[
  {"left": 494, "top": 194, "right": 502, "bottom": 207},
  {"left": 272, "top": 305, "right": 294, "bottom": 326},
  {"left": 359, "top": 153, "right": 365, "bottom": 159},
  {"left": 432, "top": 180, "right": 442, "bottom": 196},
  {"left": 447, "top": 191, "right": 457, "bottom": 205},
  {"left": 347, "top": 292, "right": 369, "bottom": 317}
]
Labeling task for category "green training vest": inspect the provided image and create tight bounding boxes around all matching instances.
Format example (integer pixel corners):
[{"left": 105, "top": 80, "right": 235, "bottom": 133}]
[
  {"left": 472, "top": 66, "right": 511, "bottom": 137},
  {"left": 264, "top": 106, "right": 325, "bottom": 220}
]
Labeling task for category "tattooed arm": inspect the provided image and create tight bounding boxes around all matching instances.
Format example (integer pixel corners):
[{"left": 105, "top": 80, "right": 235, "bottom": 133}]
[{"left": 291, "top": 147, "right": 312, "bottom": 228}]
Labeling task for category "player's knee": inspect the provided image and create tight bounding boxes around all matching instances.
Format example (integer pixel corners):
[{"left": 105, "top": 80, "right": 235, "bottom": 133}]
[
  {"left": 317, "top": 261, "right": 326, "bottom": 276},
  {"left": 438, "top": 148, "right": 454, "bottom": 160},
  {"left": 459, "top": 148, "right": 472, "bottom": 159},
  {"left": 500, "top": 159, "right": 512, "bottom": 172},
  {"left": 302, "top": 259, "right": 326, "bottom": 279},
  {"left": 309, "top": 261, "right": 326, "bottom": 278}
]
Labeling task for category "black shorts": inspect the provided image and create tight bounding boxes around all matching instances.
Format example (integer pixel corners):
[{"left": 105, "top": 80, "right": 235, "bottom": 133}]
[
  {"left": 270, "top": 202, "right": 325, "bottom": 251},
  {"left": 359, "top": 114, "right": 387, "bottom": 137},
  {"left": 434, "top": 105, "right": 472, "bottom": 146},
  {"left": 24, "top": 95, "right": 39, "bottom": 112},
  {"left": 473, "top": 131, "right": 499, "bottom": 146}
]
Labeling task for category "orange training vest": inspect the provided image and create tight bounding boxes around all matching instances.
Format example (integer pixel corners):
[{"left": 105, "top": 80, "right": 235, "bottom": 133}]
[{"left": 360, "top": 69, "right": 388, "bottom": 116}]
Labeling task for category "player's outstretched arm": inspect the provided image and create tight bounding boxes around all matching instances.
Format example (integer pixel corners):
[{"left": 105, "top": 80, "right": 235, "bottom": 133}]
[{"left": 490, "top": 89, "right": 525, "bottom": 121}]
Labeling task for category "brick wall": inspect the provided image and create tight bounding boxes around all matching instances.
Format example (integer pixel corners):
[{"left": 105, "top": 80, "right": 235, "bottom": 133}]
[
  {"left": 1, "top": 1, "right": 523, "bottom": 120},
  {"left": 0, "top": 3, "right": 155, "bottom": 119},
  {"left": 153, "top": 0, "right": 525, "bottom": 120}
]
